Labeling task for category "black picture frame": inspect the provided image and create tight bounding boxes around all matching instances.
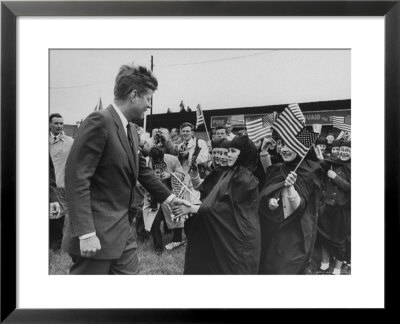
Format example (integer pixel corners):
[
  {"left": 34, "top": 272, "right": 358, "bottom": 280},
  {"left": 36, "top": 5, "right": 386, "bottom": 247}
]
[{"left": 1, "top": 0, "right": 399, "bottom": 322}]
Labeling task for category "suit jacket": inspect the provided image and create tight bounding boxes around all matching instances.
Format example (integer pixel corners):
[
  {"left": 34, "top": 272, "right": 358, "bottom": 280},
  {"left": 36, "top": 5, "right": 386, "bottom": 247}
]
[{"left": 62, "top": 105, "right": 171, "bottom": 259}]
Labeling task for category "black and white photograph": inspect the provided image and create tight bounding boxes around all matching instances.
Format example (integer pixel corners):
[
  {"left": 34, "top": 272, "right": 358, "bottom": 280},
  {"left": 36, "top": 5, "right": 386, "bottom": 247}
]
[{"left": 49, "top": 49, "right": 351, "bottom": 275}]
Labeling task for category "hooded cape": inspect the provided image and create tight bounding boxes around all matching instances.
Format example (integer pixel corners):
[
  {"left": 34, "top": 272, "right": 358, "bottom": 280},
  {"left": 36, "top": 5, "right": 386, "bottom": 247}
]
[
  {"left": 258, "top": 157, "right": 323, "bottom": 274},
  {"left": 184, "top": 136, "right": 261, "bottom": 274}
]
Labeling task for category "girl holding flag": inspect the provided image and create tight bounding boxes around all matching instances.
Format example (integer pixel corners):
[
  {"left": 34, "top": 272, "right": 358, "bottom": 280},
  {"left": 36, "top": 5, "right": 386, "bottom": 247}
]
[
  {"left": 258, "top": 142, "right": 323, "bottom": 274},
  {"left": 258, "top": 103, "right": 323, "bottom": 274}
]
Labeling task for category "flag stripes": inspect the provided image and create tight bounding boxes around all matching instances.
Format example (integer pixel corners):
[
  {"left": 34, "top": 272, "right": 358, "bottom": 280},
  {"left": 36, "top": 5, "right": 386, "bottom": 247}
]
[
  {"left": 332, "top": 116, "right": 351, "bottom": 131},
  {"left": 272, "top": 104, "right": 318, "bottom": 158},
  {"left": 246, "top": 116, "right": 273, "bottom": 142},
  {"left": 196, "top": 104, "right": 205, "bottom": 129},
  {"left": 288, "top": 103, "right": 305, "bottom": 124},
  {"left": 272, "top": 104, "right": 306, "bottom": 156}
]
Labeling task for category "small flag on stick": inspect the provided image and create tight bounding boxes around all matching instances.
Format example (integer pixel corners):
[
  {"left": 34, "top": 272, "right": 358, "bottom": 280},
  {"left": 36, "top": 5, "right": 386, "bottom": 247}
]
[
  {"left": 332, "top": 116, "right": 351, "bottom": 132},
  {"left": 246, "top": 112, "right": 277, "bottom": 142},
  {"left": 272, "top": 103, "right": 309, "bottom": 157},
  {"left": 170, "top": 172, "right": 201, "bottom": 204},
  {"left": 195, "top": 104, "right": 205, "bottom": 129},
  {"left": 170, "top": 173, "right": 184, "bottom": 197}
]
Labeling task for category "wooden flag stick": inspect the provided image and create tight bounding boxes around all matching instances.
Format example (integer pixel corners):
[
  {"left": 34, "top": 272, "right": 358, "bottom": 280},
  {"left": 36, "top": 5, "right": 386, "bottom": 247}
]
[
  {"left": 170, "top": 172, "right": 202, "bottom": 204},
  {"left": 293, "top": 141, "right": 320, "bottom": 173},
  {"left": 293, "top": 147, "right": 312, "bottom": 173}
]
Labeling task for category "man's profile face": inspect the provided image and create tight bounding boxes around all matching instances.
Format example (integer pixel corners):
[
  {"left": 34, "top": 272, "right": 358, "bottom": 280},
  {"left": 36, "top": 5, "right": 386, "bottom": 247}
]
[
  {"left": 181, "top": 126, "right": 193, "bottom": 141},
  {"left": 129, "top": 89, "right": 154, "bottom": 120},
  {"left": 215, "top": 128, "right": 227, "bottom": 140},
  {"left": 226, "top": 125, "right": 232, "bottom": 134},
  {"left": 49, "top": 117, "right": 64, "bottom": 135}
]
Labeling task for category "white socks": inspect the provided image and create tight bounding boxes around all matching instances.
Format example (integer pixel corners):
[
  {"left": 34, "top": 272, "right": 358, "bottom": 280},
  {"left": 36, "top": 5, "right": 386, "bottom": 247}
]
[
  {"left": 320, "top": 262, "right": 330, "bottom": 271},
  {"left": 332, "top": 268, "right": 341, "bottom": 275}
]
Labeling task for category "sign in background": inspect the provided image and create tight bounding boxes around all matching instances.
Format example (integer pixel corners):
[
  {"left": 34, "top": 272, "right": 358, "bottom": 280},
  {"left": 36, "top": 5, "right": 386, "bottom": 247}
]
[{"left": 210, "top": 109, "right": 351, "bottom": 127}]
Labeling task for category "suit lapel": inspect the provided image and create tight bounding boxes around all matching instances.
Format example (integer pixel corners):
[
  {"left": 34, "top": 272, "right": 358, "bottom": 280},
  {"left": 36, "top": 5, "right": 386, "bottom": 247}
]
[
  {"left": 108, "top": 106, "right": 136, "bottom": 176},
  {"left": 128, "top": 122, "right": 139, "bottom": 178}
]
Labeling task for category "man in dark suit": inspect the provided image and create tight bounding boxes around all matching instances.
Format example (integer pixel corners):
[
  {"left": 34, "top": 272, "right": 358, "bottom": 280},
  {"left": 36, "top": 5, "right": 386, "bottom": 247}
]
[{"left": 62, "top": 64, "right": 189, "bottom": 274}]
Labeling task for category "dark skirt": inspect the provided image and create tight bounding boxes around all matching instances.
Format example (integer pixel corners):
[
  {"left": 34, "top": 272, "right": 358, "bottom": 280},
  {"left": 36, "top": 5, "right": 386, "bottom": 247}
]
[
  {"left": 318, "top": 204, "right": 350, "bottom": 260},
  {"left": 184, "top": 212, "right": 260, "bottom": 275},
  {"left": 259, "top": 213, "right": 308, "bottom": 275}
]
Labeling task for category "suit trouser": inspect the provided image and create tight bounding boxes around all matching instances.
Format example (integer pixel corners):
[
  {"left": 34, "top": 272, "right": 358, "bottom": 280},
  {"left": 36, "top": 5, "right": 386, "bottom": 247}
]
[{"left": 69, "top": 228, "right": 139, "bottom": 275}]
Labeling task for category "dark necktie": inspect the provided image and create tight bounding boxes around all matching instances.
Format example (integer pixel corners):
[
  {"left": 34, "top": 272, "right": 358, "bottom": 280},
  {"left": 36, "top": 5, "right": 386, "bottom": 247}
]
[
  {"left": 53, "top": 136, "right": 57, "bottom": 143},
  {"left": 126, "top": 124, "right": 134, "bottom": 154}
]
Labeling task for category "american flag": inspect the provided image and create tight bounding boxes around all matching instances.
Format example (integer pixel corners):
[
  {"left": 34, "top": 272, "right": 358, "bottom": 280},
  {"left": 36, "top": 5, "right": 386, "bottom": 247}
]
[
  {"left": 272, "top": 103, "right": 307, "bottom": 155},
  {"left": 332, "top": 116, "right": 351, "bottom": 132},
  {"left": 246, "top": 112, "right": 277, "bottom": 142},
  {"left": 195, "top": 104, "right": 205, "bottom": 129},
  {"left": 170, "top": 173, "right": 185, "bottom": 197},
  {"left": 337, "top": 130, "right": 351, "bottom": 141},
  {"left": 295, "top": 128, "right": 320, "bottom": 157}
]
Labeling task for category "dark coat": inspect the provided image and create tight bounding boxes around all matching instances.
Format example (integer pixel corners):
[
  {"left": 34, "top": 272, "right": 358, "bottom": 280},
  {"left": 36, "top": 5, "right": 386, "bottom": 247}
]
[
  {"left": 318, "top": 159, "right": 351, "bottom": 244},
  {"left": 62, "top": 105, "right": 170, "bottom": 260},
  {"left": 184, "top": 167, "right": 261, "bottom": 274},
  {"left": 258, "top": 159, "right": 322, "bottom": 274},
  {"left": 49, "top": 155, "right": 58, "bottom": 203}
]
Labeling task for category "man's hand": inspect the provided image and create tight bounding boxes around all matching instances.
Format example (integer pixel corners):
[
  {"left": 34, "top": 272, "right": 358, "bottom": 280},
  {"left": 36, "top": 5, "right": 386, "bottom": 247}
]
[
  {"left": 49, "top": 202, "right": 60, "bottom": 218},
  {"left": 268, "top": 198, "right": 280, "bottom": 210},
  {"left": 327, "top": 170, "right": 337, "bottom": 179},
  {"left": 80, "top": 235, "right": 101, "bottom": 258},
  {"left": 284, "top": 171, "right": 297, "bottom": 187},
  {"left": 169, "top": 197, "right": 191, "bottom": 208},
  {"left": 161, "top": 172, "right": 171, "bottom": 180},
  {"left": 171, "top": 204, "right": 192, "bottom": 220}
]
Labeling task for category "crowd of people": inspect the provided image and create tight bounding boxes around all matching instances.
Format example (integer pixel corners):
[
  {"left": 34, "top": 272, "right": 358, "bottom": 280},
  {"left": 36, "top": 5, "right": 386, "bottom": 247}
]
[{"left": 49, "top": 63, "right": 351, "bottom": 275}]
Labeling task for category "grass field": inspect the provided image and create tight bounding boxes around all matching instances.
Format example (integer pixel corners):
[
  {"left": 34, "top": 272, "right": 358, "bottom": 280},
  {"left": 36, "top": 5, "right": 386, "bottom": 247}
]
[
  {"left": 49, "top": 232, "right": 186, "bottom": 275},
  {"left": 49, "top": 231, "right": 350, "bottom": 275}
]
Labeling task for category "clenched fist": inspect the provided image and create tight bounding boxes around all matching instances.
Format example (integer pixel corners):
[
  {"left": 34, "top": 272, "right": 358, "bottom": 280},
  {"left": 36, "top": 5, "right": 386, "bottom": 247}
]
[{"left": 80, "top": 235, "right": 101, "bottom": 258}]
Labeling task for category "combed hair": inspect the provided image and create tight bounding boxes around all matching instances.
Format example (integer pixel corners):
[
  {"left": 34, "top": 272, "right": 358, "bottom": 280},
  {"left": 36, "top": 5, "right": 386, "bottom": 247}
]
[
  {"left": 215, "top": 125, "right": 227, "bottom": 132},
  {"left": 180, "top": 122, "right": 194, "bottom": 131},
  {"left": 114, "top": 64, "right": 158, "bottom": 100},
  {"left": 49, "top": 113, "right": 62, "bottom": 123}
]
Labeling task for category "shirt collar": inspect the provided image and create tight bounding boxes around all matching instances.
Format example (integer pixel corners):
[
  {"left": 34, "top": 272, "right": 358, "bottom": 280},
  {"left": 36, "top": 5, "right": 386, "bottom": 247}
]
[
  {"left": 50, "top": 131, "right": 64, "bottom": 142},
  {"left": 112, "top": 103, "right": 129, "bottom": 130}
]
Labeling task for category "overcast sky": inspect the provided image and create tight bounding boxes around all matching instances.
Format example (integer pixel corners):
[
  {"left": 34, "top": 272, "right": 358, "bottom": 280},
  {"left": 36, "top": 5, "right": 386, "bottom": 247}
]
[{"left": 50, "top": 49, "right": 350, "bottom": 124}]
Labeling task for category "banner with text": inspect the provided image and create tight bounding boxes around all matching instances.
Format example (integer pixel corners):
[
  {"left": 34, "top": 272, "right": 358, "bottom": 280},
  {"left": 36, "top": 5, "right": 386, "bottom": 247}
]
[{"left": 210, "top": 109, "right": 350, "bottom": 127}]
